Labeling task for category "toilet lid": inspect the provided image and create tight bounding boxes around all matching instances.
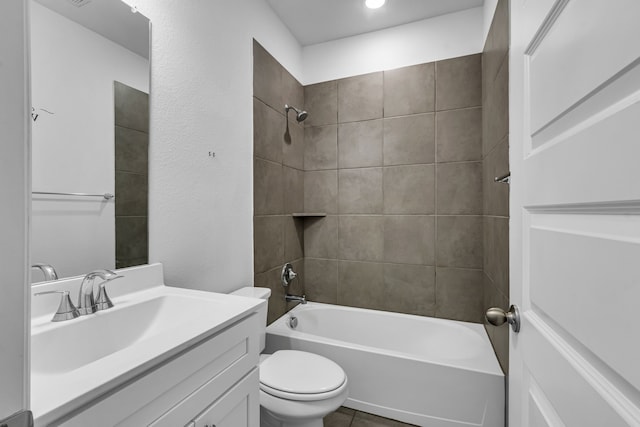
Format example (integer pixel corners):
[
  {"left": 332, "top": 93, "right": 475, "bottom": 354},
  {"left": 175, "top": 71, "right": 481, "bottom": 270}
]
[{"left": 260, "top": 350, "right": 346, "bottom": 397}]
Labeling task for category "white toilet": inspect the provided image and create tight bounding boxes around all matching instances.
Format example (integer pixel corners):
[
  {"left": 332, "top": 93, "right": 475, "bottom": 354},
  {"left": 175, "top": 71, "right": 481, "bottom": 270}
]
[{"left": 231, "top": 287, "right": 348, "bottom": 427}]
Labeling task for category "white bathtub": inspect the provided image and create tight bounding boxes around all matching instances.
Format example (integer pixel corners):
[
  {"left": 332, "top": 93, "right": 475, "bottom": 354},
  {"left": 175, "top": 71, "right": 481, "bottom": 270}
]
[{"left": 265, "top": 302, "right": 504, "bottom": 427}]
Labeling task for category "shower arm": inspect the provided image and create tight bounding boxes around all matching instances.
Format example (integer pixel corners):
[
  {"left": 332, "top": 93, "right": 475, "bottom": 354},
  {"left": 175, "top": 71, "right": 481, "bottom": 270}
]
[
  {"left": 284, "top": 104, "right": 308, "bottom": 123},
  {"left": 284, "top": 104, "right": 300, "bottom": 114}
]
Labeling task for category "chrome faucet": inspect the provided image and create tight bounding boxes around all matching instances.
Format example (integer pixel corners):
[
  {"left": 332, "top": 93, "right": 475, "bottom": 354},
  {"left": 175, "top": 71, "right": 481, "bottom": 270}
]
[
  {"left": 31, "top": 263, "right": 59, "bottom": 281},
  {"left": 285, "top": 294, "right": 307, "bottom": 304},
  {"left": 77, "top": 269, "right": 123, "bottom": 315},
  {"left": 34, "top": 290, "right": 80, "bottom": 322},
  {"left": 281, "top": 263, "right": 306, "bottom": 304}
]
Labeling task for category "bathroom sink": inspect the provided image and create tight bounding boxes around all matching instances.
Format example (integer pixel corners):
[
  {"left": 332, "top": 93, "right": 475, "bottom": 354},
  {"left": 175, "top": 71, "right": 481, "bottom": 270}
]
[
  {"left": 30, "top": 264, "right": 264, "bottom": 425},
  {"left": 32, "top": 294, "right": 219, "bottom": 375}
]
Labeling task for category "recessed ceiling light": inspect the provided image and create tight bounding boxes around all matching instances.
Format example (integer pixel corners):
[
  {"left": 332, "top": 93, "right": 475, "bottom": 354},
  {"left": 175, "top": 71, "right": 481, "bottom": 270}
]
[{"left": 365, "top": 0, "right": 386, "bottom": 9}]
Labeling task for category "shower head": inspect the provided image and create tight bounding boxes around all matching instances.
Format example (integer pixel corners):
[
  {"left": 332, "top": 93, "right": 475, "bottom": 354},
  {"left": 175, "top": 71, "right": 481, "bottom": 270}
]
[
  {"left": 296, "top": 110, "right": 308, "bottom": 122},
  {"left": 285, "top": 104, "right": 308, "bottom": 123}
]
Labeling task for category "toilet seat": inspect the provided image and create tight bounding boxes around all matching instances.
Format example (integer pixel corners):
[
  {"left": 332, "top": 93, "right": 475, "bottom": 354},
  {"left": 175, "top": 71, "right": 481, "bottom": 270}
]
[
  {"left": 260, "top": 378, "right": 348, "bottom": 401},
  {"left": 260, "top": 350, "right": 347, "bottom": 401}
]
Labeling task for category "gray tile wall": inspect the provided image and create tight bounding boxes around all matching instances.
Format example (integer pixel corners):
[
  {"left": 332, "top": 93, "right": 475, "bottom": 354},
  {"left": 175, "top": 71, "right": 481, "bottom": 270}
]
[
  {"left": 253, "top": 41, "right": 305, "bottom": 324},
  {"left": 302, "top": 54, "right": 484, "bottom": 323},
  {"left": 114, "top": 81, "right": 149, "bottom": 269},
  {"left": 482, "top": 0, "right": 510, "bottom": 374},
  {"left": 253, "top": 41, "right": 507, "bottom": 335}
]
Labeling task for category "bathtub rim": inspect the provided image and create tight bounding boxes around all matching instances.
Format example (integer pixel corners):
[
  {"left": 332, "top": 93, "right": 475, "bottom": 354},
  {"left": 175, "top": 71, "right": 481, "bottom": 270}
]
[{"left": 267, "top": 301, "right": 504, "bottom": 377}]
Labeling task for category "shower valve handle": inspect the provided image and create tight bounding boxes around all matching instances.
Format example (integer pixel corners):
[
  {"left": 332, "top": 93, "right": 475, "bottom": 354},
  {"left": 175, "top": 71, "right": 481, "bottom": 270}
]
[{"left": 281, "top": 263, "right": 297, "bottom": 287}]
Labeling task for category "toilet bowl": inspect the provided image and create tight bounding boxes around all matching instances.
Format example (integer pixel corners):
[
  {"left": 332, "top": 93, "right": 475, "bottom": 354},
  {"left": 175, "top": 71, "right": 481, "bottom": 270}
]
[
  {"left": 230, "top": 287, "right": 348, "bottom": 427},
  {"left": 259, "top": 350, "right": 348, "bottom": 427}
]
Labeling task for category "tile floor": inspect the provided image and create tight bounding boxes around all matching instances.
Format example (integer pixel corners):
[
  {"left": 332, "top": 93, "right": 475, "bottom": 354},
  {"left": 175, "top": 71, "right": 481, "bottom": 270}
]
[{"left": 324, "top": 407, "right": 417, "bottom": 427}]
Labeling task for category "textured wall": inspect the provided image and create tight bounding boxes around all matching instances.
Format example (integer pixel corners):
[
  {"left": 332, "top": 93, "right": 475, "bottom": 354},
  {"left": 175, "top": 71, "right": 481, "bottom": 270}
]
[
  {"left": 302, "top": 7, "right": 484, "bottom": 85},
  {"left": 302, "top": 54, "right": 485, "bottom": 323},
  {"left": 252, "top": 41, "right": 305, "bottom": 324},
  {"left": 482, "top": 0, "right": 500, "bottom": 45},
  {"left": 482, "top": 0, "right": 510, "bottom": 374},
  {"left": 132, "top": 0, "right": 302, "bottom": 293}
]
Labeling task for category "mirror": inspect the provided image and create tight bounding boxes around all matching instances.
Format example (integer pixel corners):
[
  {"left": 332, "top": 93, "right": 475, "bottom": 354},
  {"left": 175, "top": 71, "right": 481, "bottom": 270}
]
[{"left": 30, "top": 0, "right": 150, "bottom": 281}]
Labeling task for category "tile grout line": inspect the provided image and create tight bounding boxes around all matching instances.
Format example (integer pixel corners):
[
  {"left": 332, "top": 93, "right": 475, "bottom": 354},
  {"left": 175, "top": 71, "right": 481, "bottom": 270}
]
[
  {"left": 380, "top": 70, "right": 387, "bottom": 293},
  {"left": 301, "top": 104, "right": 481, "bottom": 129},
  {"left": 303, "top": 158, "right": 483, "bottom": 173},
  {"left": 335, "top": 81, "right": 341, "bottom": 305},
  {"left": 281, "top": 118, "right": 286, "bottom": 269},
  {"left": 300, "top": 78, "right": 307, "bottom": 295},
  {"left": 305, "top": 256, "right": 483, "bottom": 271},
  {"left": 483, "top": 130, "right": 509, "bottom": 161},
  {"left": 434, "top": 60, "right": 439, "bottom": 316},
  {"left": 300, "top": 60, "right": 485, "bottom": 322}
]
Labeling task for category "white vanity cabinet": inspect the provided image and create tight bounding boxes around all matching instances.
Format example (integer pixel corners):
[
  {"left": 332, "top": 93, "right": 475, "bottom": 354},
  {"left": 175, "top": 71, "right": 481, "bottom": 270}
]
[
  {"left": 56, "top": 313, "right": 260, "bottom": 427},
  {"left": 183, "top": 369, "right": 259, "bottom": 427}
]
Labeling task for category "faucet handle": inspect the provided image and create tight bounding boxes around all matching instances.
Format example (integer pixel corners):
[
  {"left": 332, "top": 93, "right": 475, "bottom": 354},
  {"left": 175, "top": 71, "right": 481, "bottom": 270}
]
[
  {"left": 95, "top": 282, "right": 114, "bottom": 311},
  {"left": 35, "top": 290, "right": 80, "bottom": 322},
  {"left": 281, "top": 263, "right": 297, "bottom": 287}
]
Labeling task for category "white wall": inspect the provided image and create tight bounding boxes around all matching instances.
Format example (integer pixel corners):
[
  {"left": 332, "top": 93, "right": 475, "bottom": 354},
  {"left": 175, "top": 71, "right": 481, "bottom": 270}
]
[
  {"left": 0, "top": 0, "right": 30, "bottom": 416},
  {"left": 30, "top": 1, "right": 149, "bottom": 280},
  {"left": 483, "top": 0, "right": 499, "bottom": 47},
  {"left": 132, "top": 0, "right": 302, "bottom": 293},
  {"left": 124, "top": 0, "right": 485, "bottom": 293},
  {"left": 302, "top": 7, "right": 484, "bottom": 85}
]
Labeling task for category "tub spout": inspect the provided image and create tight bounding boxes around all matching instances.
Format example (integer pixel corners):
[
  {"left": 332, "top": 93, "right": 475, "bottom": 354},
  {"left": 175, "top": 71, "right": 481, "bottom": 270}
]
[{"left": 285, "top": 293, "right": 306, "bottom": 304}]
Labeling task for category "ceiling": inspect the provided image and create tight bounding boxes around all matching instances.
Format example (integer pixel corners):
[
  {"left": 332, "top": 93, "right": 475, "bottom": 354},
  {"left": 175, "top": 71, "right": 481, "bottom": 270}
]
[
  {"left": 266, "top": 0, "right": 484, "bottom": 46},
  {"left": 34, "top": 0, "right": 150, "bottom": 58}
]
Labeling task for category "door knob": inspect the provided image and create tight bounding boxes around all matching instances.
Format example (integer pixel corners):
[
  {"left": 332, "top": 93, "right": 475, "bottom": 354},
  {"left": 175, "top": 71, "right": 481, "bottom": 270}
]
[{"left": 485, "top": 305, "right": 520, "bottom": 333}]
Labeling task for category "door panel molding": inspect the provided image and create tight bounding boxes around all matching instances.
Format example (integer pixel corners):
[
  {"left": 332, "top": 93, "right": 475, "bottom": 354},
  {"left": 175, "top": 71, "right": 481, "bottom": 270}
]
[
  {"left": 531, "top": 57, "right": 640, "bottom": 150},
  {"left": 511, "top": 0, "right": 640, "bottom": 425},
  {"left": 528, "top": 0, "right": 640, "bottom": 133},
  {"left": 525, "top": 93, "right": 640, "bottom": 207},
  {"left": 524, "top": 0, "right": 569, "bottom": 56},
  {"left": 528, "top": 377, "right": 566, "bottom": 427},
  {"left": 524, "top": 312, "right": 640, "bottom": 426},
  {"left": 525, "top": 200, "right": 640, "bottom": 215}
]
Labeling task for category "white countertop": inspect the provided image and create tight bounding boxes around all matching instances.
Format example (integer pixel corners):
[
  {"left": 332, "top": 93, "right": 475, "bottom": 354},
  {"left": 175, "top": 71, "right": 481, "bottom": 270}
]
[{"left": 30, "top": 263, "right": 263, "bottom": 426}]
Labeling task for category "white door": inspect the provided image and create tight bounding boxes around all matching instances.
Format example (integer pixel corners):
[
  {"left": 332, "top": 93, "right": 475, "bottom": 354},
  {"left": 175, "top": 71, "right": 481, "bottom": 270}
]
[
  {"left": 0, "top": 0, "right": 31, "bottom": 424},
  {"left": 510, "top": 0, "right": 640, "bottom": 425}
]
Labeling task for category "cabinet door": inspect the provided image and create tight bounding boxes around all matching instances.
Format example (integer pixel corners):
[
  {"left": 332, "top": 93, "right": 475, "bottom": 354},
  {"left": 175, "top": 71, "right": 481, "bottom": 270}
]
[
  {"left": 192, "top": 369, "right": 259, "bottom": 427},
  {"left": 60, "top": 314, "right": 259, "bottom": 427}
]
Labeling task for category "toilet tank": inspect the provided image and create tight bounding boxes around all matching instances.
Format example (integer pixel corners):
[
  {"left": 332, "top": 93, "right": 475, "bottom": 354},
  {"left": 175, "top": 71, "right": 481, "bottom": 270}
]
[{"left": 230, "top": 286, "right": 271, "bottom": 352}]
